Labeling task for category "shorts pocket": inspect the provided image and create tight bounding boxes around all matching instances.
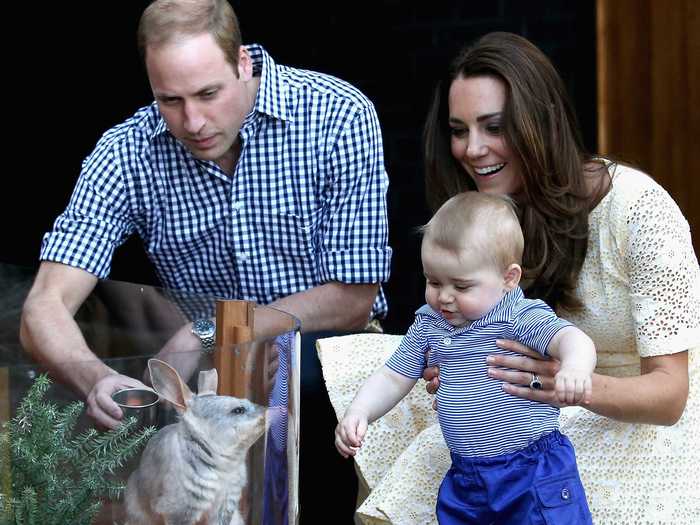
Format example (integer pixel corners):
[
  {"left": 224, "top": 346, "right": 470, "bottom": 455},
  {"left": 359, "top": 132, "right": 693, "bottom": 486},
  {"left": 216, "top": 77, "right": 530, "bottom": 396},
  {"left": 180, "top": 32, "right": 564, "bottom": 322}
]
[{"left": 535, "top": 475, "right": 591, "bottom": 525}]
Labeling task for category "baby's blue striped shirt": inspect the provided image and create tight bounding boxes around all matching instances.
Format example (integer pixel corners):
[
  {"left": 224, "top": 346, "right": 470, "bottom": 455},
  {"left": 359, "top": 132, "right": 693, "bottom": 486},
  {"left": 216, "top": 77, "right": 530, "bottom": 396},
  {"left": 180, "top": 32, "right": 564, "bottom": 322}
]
[{"left": 386, "top": 287, "right": 571, "bottom": 457}]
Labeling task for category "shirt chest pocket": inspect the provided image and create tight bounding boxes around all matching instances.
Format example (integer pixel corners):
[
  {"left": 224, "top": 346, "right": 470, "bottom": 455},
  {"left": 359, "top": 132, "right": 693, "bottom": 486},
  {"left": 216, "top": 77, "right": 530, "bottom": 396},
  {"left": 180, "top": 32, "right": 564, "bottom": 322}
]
[{"left": 241, "top": 209, "right": 319, "bottom": 257}]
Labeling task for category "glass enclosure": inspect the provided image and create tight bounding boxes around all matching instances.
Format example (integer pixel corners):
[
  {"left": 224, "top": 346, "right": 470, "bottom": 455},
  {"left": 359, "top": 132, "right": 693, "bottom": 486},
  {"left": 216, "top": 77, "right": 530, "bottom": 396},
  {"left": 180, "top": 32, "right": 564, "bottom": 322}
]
[{"left": 0, "top": 263, "right": 300, "bottom": 525}]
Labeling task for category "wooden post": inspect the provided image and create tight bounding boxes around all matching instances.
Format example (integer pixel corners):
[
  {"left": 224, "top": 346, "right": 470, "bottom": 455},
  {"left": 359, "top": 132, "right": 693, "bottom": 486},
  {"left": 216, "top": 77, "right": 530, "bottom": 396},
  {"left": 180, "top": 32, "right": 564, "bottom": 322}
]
[
  {"left": 214, "top": 300, "right": 268, "bottom": 525},
  {"left": 597, "top": 0, "right": 700, "bottom": 255},
  {"left": 214, "top": 300, "right": 254, "bottom": 397}
]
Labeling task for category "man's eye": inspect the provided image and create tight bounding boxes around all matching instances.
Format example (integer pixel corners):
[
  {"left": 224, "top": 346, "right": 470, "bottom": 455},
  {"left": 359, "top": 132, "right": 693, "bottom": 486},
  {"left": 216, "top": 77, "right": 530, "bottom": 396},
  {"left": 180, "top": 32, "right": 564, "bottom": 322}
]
[
  {"left": 201, "top": 90, "right": 217, "bottom": 99},
  {"left": 454, "top": 285, "right": 469, "bottom": 291}
]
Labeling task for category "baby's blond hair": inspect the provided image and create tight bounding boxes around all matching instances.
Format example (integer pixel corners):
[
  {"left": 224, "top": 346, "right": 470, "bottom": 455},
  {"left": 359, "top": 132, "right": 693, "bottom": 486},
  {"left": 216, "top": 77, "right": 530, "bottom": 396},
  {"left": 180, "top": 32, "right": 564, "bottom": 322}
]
[{"left": 420, "top": 192, "right": 524, "bottom": 272}]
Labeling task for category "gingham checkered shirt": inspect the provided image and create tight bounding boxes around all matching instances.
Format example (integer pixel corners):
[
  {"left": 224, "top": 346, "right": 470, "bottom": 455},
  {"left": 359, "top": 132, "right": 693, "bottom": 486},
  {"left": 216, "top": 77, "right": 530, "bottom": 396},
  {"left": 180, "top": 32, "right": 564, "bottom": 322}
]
[{"left": 40, "top": 44, "right": 392, "bottom": 319}]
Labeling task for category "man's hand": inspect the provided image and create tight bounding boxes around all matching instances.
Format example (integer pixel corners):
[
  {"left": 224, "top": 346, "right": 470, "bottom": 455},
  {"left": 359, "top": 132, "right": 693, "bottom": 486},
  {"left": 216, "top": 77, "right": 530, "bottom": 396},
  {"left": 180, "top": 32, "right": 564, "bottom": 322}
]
[
  {"left": 86, "top": 373, "right": 147, "bottom": 429},
  {"left": 335, "top": 411, "right": 368, "bottom": 458}
]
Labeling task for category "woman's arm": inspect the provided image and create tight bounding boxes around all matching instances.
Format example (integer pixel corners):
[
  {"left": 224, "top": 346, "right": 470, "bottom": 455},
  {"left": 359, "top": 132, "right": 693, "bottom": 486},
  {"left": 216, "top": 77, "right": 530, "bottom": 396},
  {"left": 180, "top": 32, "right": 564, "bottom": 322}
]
[
  {"left": 471, "top": 170, "right": 696, "bottom": 426},
  {"left": 486, "top": 340, "right": 689, "bottom": 425}
]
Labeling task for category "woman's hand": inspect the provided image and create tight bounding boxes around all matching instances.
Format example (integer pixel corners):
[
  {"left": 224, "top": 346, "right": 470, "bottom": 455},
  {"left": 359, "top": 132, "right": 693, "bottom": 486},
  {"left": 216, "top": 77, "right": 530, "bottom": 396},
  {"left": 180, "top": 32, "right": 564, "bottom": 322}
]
[
  {"left": 422, "top": 365, "right": 440, "bottom": 394},
  {"left": 422, "top": 339, "right": 584, "bottom": 409},
  {"left": 487, "top": 339, "right": 576, "bottom": 407},
  {"left": 422, "top": 364, "right": 440, "bottom": 410}
]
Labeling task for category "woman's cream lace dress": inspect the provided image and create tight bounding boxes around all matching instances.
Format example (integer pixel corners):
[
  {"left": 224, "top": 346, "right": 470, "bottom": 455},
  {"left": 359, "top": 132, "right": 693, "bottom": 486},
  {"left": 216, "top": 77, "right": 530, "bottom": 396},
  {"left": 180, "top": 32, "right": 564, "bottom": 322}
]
[{"left": 318, "top": 165, "right": 700, "bottom": 524}]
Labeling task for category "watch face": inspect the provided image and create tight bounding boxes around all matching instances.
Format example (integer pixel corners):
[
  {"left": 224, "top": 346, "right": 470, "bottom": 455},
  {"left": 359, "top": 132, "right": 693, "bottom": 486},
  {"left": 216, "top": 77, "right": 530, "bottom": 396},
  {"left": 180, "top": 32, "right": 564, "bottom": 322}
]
[{"left": 193, "top": 318, "right": 215, "bottom": 337}]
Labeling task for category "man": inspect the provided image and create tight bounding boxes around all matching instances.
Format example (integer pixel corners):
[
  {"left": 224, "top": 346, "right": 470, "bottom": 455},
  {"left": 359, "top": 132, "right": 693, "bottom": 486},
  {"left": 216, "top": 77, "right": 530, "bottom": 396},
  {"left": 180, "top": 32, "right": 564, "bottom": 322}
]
[{"left": 20, "top": 0, "right": 390, "bottom": 521}]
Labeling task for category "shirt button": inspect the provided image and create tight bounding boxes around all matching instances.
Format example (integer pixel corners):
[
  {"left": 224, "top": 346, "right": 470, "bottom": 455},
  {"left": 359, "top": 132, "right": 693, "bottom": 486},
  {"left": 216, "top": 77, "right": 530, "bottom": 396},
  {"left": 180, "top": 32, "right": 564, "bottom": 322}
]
[
  {"left": 442, "top": 337, "right": 451, "bottom": 345},
  {"left": 561, "top": 488, "right": 570, "bottom": 500},
  {"left": 232, "top": 201, "right": 244, "bottom": 211},
  {"left": 238, "top": 252, "right": 249, "bottom": 261}
]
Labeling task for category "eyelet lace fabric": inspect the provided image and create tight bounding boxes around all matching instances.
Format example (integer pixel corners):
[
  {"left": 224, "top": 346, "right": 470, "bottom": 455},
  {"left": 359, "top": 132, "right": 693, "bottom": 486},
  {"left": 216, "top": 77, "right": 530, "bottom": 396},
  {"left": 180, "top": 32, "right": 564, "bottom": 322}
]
[{"left": 318, "top": 165, "right": 700, "bottom": 524}]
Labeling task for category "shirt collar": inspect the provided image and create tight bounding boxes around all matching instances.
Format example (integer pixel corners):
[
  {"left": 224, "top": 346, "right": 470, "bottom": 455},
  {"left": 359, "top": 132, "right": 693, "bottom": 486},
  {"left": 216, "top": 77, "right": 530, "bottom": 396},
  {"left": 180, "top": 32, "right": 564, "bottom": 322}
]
[
  {"left": 247, "top": 43, "right": 291, "bottom": 122},
  {"left": 148, "top": 43, "right": 290, "bottom": 142},
  {"left": 476, "top": 287, "right": 523, "bottom": 326},
  {"left": 151, "top": 111, "right": 168, "bottom": 139}
]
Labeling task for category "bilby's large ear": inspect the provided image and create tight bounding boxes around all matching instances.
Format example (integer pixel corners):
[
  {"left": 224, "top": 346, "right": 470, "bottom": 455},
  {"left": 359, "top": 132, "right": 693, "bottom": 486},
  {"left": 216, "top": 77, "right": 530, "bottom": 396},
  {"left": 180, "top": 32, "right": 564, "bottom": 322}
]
[
  {"left": 198, "top": 368, "right": 218, "bottom": 396},
  {"left": 148, "top": 359, "right": 192, "bottom": 412}
]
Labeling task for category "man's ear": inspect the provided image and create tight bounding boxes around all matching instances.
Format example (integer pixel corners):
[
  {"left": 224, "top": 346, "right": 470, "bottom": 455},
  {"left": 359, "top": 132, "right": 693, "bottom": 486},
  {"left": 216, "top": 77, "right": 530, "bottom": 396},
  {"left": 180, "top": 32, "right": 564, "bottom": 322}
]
[
  {"left": 503, "top": 263, "right": 522, "bottom": 292},
  {"left": 237, "top": 45, "right": 253, "bottom": 81}
]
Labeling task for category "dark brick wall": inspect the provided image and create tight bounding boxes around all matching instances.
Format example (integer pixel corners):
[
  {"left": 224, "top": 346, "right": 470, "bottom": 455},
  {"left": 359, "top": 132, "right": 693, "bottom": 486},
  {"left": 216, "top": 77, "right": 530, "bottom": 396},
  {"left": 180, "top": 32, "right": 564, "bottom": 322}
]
[{"left": 4, "top": 2, "right": 596, "bottom": 334}]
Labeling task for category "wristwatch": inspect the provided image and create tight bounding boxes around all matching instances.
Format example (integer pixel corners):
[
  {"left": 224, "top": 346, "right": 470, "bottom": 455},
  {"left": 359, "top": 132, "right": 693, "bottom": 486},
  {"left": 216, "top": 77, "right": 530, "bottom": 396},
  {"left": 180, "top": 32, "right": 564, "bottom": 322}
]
[{"left": 191, "top": 318, "right": 216, "bottom": 354}]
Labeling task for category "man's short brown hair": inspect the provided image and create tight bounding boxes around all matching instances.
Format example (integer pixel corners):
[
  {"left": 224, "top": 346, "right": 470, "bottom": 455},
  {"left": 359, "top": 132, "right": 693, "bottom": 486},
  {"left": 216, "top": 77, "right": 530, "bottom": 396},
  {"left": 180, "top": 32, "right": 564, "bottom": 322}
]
[{"left": 137, "top": 0, "right": 242, "bottom": 71}]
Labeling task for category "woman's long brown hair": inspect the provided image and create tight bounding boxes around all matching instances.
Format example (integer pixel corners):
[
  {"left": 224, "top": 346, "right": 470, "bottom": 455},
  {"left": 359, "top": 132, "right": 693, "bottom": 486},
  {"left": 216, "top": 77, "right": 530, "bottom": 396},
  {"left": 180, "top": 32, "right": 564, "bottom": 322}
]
[{"left": 424, "top": 32, "right": 604, "bottom": 311}]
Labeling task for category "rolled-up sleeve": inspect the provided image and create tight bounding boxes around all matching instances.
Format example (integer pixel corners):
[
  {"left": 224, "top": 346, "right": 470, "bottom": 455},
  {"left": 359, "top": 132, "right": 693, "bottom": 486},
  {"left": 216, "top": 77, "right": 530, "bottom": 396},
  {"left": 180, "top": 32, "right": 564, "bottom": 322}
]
[
  {"left": 40, "top": 145, "right": 134, "bottom": 278},
  {"left": 318, "top": 104, "right": 392, "bottom": 286}
]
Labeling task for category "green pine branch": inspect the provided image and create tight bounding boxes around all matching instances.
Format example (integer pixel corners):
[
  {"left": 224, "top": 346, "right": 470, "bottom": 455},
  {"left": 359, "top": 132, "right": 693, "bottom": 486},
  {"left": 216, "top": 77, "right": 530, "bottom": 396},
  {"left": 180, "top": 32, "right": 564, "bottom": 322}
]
[{"left": 0, "top": 374, "right": 156, "bottom": 525}]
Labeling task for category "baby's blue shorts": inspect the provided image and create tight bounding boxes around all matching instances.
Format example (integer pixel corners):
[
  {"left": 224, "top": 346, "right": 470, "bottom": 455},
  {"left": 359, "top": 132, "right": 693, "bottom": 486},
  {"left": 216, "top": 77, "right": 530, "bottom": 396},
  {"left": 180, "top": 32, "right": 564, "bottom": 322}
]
[{"left": 436, "top": 430, "right": 592, "bottom": 524}]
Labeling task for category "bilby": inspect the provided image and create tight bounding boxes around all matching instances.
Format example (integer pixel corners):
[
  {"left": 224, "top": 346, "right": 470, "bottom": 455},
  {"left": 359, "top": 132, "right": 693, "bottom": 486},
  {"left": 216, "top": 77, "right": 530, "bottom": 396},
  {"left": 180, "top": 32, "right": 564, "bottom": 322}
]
[{"left": 125, "top": 359, "right": 266, "bottom": 525}]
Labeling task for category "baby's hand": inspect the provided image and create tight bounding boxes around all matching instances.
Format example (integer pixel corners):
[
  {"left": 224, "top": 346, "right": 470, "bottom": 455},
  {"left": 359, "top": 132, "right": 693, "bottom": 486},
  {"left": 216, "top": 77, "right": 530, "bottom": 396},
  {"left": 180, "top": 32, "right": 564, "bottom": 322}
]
[
  {"left": 335, "top": 411, "right": 368, "bottom": 458},
  {"left": 554, "top": 367, "right": 593, "bottom": 406}
]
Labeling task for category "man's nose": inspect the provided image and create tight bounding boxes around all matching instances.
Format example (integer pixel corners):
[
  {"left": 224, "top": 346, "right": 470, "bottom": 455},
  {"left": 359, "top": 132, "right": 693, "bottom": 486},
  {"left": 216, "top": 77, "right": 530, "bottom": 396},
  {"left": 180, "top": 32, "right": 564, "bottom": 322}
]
[{"left": 183, "top": 101, "right": 206, "bottom": 135}]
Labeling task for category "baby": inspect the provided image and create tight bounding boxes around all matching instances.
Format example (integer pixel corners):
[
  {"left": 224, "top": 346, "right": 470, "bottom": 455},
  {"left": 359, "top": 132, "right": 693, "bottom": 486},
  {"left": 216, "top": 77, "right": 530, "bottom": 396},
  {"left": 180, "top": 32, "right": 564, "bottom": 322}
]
[{"left": 335, "top": 192, "right": 595, "bottom": 524}]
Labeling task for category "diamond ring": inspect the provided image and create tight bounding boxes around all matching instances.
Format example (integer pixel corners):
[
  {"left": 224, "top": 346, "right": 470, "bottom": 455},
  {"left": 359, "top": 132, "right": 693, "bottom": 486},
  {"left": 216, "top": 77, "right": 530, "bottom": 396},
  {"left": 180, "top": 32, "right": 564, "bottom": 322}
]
[{"left": 529, "top": 373, "right": 543, "bottom": 389}]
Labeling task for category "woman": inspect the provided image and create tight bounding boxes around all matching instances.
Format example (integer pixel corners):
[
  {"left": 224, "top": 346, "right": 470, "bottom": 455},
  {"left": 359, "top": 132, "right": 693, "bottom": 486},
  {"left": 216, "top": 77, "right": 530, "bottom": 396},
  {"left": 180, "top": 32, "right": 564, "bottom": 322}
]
[{"left": 318, "top": 32, "right": 699, "bottom": 524}]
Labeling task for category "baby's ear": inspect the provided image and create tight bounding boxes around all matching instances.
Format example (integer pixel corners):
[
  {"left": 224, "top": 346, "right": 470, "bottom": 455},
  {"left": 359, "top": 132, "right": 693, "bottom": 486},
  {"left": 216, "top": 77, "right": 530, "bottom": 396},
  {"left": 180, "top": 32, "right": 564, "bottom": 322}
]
[{"left": 503, "top": 263, "right": 522, "bottom": 291}]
